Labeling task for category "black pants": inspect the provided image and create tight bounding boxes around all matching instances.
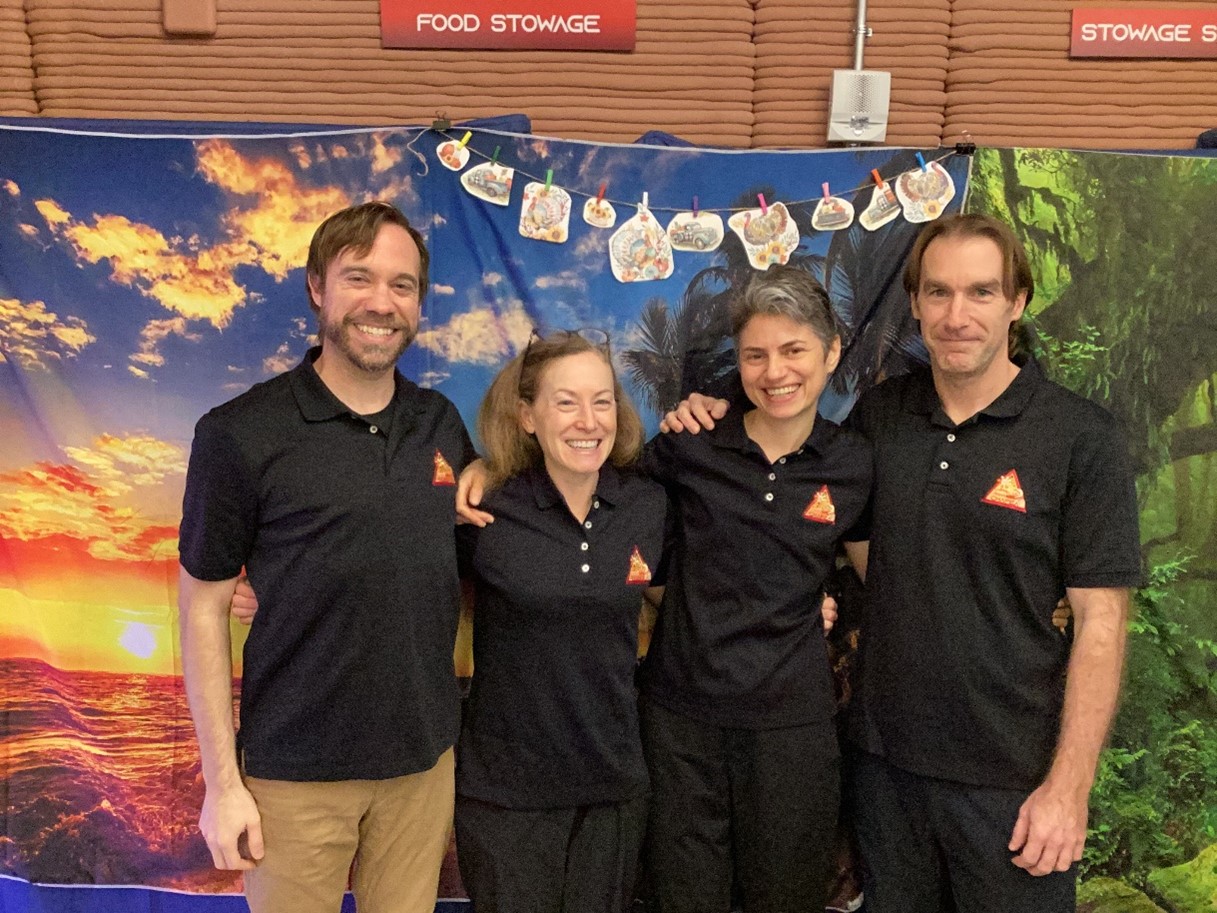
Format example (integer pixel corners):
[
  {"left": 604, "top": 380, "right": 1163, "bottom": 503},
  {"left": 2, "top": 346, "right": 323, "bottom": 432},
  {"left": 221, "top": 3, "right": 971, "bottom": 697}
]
[
  {"left": 455, "top": 793, "right": 648, "bottom": 913},
  {"left": 849, "top": 750, "right": 1077, "bottom": 913},
  {"left": 640, "top": 698, "right": 840, "bottom": 913}
]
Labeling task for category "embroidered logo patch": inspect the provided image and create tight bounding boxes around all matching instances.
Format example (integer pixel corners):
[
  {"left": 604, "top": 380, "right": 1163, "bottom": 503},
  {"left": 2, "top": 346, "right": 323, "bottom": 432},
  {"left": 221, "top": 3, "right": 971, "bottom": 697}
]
[
  {"left": 802, "top": 485, "right": 836, "bottom": 524},
  {"left": 981, "top": 470, "right": 1026, "bottom": 513},
  {"left": 626, "top": 546, "right": 652, "bottom": 585},
  {"left": 432, "top": 450, "right": 456, "bottom": 486}
]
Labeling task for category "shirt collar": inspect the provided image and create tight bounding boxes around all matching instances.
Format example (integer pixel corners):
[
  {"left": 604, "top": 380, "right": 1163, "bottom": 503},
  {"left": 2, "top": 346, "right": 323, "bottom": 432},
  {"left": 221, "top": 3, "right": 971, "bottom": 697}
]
[
  {"left": 527, "top": 462, "right": 625, "bottom": 511},
  {"left": 709, "top": 406, "right": 831, "bottom": 458},
  {"left": 289, "top": 346, "right": 421, "bottom": 422},
  {"left": 904, "top": 355, "right": 1042, "bottom": 425}
]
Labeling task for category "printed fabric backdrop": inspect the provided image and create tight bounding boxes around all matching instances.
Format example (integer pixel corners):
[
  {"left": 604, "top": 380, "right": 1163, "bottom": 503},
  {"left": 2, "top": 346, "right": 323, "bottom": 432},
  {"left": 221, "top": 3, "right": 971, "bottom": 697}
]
[{"left": 0, "top": 118, "right": 1212, "bottom": 913}]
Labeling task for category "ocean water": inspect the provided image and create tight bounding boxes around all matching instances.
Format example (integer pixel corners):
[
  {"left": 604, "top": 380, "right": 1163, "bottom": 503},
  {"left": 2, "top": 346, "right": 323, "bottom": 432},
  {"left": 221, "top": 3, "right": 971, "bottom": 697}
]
[{"left": 0, "top": 658, "right": 464, "bottom": 898}]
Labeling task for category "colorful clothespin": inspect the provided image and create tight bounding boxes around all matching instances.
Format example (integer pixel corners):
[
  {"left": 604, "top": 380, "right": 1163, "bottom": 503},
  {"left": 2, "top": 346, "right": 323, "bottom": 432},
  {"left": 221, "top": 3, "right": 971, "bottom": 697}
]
[
  {"left": 692, "top": 196, "right": 699, "bottom": 217},
  {"left": 757, "top": 193, "right": 768, "bottom": 215},
  {"left": 871, "top": 169, "right": 886, "bottom": 188},
  {"left": 457, "top": 131, "right": 472, "bottom": 149},
  {"left": 915, "top": 152, "right": 928, "bottom": 172},
  {"left": 544, "top": 169, "right": 553, "bottom": 190},
  {"left": 491, "top": 146, "right": 500, "bottom": 165},
  {"left": 822, "top": 182, "right": 832, "bottom": 199},
  {"left": 596, "top": 182, "right": 607, "bottom": 204}
]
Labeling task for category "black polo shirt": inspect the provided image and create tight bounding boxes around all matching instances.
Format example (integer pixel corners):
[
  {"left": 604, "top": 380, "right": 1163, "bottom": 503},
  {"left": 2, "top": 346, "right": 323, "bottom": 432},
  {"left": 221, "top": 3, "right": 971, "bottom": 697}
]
[
  {"left": 848, "top": 358, "right": 1142, "bottom": 790},
  {"left": 639, "top": 410, "right": 872, "bottom": 729},
  {"left": 179, "top": 347, "right": 475, "bottom": 782},
  {"left": 455, "top": 464, "right": 667, "bottom": 809}
]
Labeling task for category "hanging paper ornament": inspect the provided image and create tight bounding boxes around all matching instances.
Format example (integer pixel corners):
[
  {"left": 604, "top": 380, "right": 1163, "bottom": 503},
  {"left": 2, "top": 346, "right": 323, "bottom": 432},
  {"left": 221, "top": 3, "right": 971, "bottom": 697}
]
[
  {"left": 667, "top": 211, "right": 723, "bottom": 252},
  {"left": 894, "top": 156, "right": 955, "bottom": 223},
  {"left": 436, "top": 131, "right": 472, "bottom": 172},
  {"left": 811, "top": 182, "right": 854, "bottom": 232},
  {"left": 609, "top": 194, "right": 674, "bottom": 283},
  {"left": 461, "top": 162, "right": 515, "bottom": 206},
  {"left": 728, "top": 195, "right": 799, "bottom": 269},
  {"left": 518, "top": 177, "right": 572, "bottom": 244},
  {"left": 583, "top": 184, "right": 617, "bottom": 228},
  {"left": 859, "top": 170, "right": 901, "bottom": 232}
]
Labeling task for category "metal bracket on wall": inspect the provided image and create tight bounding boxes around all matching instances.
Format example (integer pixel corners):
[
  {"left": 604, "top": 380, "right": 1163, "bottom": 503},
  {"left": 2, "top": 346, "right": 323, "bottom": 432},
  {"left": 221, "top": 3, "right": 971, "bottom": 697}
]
[{"left": 163, "top": 0, "right": 217, "bottom": 37}]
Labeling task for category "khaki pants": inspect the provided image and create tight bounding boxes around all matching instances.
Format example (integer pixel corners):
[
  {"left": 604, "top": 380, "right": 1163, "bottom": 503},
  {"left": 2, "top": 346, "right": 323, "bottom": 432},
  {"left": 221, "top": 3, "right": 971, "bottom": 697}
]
[{"left": 243, "top": 748, "right": 455, "bottom": 913}]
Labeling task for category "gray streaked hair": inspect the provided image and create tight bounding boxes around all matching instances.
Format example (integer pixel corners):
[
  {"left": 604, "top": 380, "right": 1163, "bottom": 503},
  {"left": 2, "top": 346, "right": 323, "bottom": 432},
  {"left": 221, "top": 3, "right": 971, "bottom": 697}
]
[{"left": 730, "top": 265, "right": 840, "bottom": 348}]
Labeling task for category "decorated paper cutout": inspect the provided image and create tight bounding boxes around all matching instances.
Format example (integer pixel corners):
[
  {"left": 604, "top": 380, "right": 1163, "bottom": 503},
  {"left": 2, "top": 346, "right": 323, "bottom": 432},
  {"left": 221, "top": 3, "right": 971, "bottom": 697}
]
[
  {"left": 583, "top": 197, "right": 618, "bottom": 228},
  {"left": 666, "top": 211, "right": 724, "bottom": 252},
  {"left": 894, "top": 160, "right": 956, "bottom": 223},
  {"left": 609, "top": 199, "right": 673, "bottom": 283},
  {"left": 518, "top": 182, "right": 572, "bottom": 244},
  {"left": 461, "top": 162, "right": 515, "bottom": 206},
  {"left": 436, "top": 139, "right": 469, "bottom": 172},
  {"left": 811, "top": 184, "right": 855, "bottom": 232},
  {"left": 859, "top": 174, "right": 901, "bottom": 231},
  {"left": 728, "top": 201, "right": 799, "bottom": 269}
]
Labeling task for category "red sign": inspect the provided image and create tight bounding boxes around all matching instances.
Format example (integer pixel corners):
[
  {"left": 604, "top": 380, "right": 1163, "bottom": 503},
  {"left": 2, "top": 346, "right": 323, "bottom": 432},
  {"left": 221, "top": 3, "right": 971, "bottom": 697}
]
[
  {"left": 1071, "top": 7, "right": 1217, "bottom": 58},
  {"left": 381, "top": 0, "right": 635, "bottom": 50}
]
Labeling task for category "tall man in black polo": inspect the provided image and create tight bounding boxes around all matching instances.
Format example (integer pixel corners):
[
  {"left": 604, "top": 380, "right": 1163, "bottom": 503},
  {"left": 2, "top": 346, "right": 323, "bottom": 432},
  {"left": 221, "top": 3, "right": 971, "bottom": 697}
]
[
  {"left": 662, "top": 214, "right": 1141, "bottom": 911},
  {"left": 178, "top": 202, "right": 473, "bottom": 913},
  {"left": 843, "top": 214, "right": 1140, "bottom": 912}
]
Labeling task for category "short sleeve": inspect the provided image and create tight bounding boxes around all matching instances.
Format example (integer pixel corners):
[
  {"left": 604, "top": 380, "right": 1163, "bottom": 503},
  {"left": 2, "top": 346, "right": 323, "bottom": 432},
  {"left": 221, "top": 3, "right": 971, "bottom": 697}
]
[
  {"left": 1061, "top": 417, "right": 1143, "bottom": 589},
  {"left": 639, "top": 433, "right": 676, "bottom": 485},
  {"left": 178, "top": 413, "right": 259, "bottom": 581}
]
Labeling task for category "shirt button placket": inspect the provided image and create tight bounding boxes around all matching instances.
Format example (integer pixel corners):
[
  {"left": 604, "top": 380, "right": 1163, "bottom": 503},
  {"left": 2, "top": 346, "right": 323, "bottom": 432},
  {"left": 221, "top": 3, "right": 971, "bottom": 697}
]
[{"left": 580, "top": 500, "right": 599, "bottom": 573}]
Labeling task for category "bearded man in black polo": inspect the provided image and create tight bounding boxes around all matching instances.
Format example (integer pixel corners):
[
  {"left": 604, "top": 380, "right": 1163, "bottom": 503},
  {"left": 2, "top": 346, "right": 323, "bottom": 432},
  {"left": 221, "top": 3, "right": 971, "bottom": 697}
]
[{"left": 178, "top": 202, "right": 473, "bottom": 913}]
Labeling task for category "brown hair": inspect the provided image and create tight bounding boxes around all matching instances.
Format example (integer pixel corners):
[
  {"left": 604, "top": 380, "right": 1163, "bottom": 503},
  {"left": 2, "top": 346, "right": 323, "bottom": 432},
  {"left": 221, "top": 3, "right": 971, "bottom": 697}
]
[
  {"left": 305, "top": 201, "right": 430, "bottom": 312},
  {"left": 902, "top": 213, "right": 1034, "bottom": 308},
  {"left": 477, "top": 332, "right": 645, "bottom": 490}
]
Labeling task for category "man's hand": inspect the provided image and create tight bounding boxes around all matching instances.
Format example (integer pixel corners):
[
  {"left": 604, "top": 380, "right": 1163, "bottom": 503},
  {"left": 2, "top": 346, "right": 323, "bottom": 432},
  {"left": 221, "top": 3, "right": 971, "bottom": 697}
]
[
  {"left": 199, "top": 781, "right": 265, "bottom": 870},
  {"left": 1008, "top": 778, "right": 1088, "bottom": 876},
  {"left": 456, "top": 459, "right": 495, "bottom": 527},
  {"left": 659, "top": 394, "right": 730, "bottom": 434},
  {"left": 821, "top": 593, "right": 839, "bottom": 634},
  {"left": 230, "top": 576, "right": 258, "bottom": 625}
]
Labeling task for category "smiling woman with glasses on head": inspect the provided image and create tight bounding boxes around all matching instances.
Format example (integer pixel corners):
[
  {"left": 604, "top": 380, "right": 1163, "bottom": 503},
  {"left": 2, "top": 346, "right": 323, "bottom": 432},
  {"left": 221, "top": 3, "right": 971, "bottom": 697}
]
[{"left": 453, "top": 327, "right": 668, "bottom": 913}]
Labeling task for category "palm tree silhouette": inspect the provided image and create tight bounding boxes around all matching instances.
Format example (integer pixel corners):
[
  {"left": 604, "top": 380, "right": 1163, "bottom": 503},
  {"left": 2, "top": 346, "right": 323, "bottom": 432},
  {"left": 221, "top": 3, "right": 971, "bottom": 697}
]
[{"left": 621, "top": 153, "right": 948, "bottom": 419}]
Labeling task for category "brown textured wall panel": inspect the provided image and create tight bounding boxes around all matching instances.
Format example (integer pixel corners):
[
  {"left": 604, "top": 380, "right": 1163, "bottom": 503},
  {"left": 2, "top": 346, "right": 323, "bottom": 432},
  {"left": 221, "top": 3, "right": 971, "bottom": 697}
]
[
  {"left": 945, "top": 0, "right": 1217, "bottom": 149},
  {"left": 0, "top": 0, "right": 38, "bottom": 115},
  {"left": 753, "top": 0, "right": 949, "bottom": 148},
  {"left": 14, "top": 1, "right": 1217, "bottom": 149},
  {"left": 26, "top": 0, "right": 756, "bottom": 146}
]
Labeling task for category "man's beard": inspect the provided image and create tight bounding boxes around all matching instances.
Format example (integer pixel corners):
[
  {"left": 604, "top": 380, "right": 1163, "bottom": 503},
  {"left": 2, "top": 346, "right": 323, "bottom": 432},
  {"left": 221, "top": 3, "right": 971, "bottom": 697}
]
[{"left": 321, "top": 312, "right": 415, "bottom": 374}]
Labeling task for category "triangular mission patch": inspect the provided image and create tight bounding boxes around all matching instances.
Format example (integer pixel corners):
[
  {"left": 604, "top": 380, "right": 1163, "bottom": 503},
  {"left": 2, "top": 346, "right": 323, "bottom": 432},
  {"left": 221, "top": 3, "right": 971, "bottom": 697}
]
[
  {"left": 432, "top": 450, "right": 456, "bottom": 486},
  {"left": 802, "top": 485, "right": 836, "bottom": 524},
  {"left": 981, "top": 470, "right": 1026, "bottom": 513},
  {"left": 626, "top": 546, "right": 652, "bottom": 585}
]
